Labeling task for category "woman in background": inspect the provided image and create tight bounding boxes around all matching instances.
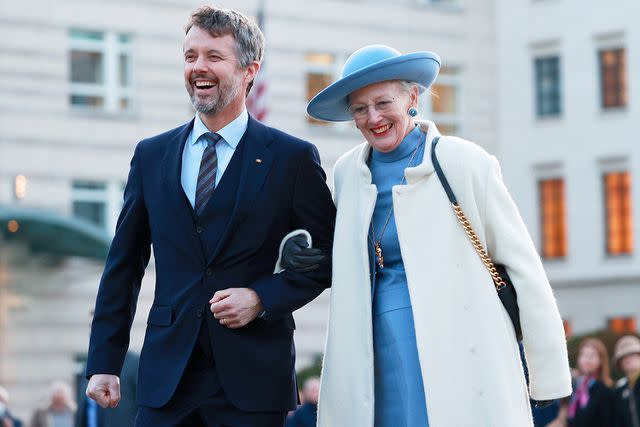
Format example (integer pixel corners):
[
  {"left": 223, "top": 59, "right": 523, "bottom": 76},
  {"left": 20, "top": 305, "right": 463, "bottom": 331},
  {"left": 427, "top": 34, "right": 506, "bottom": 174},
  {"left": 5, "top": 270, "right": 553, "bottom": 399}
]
[{"left": 562, "top": 338, "right": 613, "bottom": 427}]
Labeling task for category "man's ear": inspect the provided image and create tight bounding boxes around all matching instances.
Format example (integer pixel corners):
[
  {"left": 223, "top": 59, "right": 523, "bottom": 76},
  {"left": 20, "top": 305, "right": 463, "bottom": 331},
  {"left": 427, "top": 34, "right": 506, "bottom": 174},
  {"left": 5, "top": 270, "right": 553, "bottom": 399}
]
[{"left": 244, "top": 61, "right": 261, "bottom": 87}]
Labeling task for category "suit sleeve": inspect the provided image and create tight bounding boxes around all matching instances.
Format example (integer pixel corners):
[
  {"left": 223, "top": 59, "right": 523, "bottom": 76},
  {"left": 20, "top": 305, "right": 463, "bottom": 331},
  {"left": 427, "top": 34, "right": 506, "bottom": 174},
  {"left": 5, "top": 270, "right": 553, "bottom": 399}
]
[
  {"left": 85, "top": 144, "right": 151, "bottom": 378},
  {"left": 250, "top": 143, "right": 336, "bottom": 318},
  {"left": 483, "top": 156, "right": 572, "bottom": 400}
]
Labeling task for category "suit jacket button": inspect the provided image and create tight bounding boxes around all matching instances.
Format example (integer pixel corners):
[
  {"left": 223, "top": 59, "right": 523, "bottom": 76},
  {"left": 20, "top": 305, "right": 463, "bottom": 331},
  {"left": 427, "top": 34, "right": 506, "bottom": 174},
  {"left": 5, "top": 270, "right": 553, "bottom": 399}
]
[
  {"left": 196, "top": 225, "right": 203, "bottom": 234},
  {"left": 206, "top": 268, "right": 213, "bottom": 276},
  {"left": 196, "top": 308, "right": 203, "bottom": 318}
]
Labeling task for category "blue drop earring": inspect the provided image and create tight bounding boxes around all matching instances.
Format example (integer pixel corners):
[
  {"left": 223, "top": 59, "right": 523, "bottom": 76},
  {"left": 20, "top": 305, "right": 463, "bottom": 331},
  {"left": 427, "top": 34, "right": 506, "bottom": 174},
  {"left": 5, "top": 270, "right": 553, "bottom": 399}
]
[{"left": 408, "top": 107, "right": 418, "bottom": 117}]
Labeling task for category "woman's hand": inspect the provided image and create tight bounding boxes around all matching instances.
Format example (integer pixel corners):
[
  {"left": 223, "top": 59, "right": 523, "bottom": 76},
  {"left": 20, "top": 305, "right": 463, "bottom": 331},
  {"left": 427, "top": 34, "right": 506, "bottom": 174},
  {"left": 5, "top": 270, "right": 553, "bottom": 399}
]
[{"left": 281, "top": 234, "right": 325, "bottom": 273}]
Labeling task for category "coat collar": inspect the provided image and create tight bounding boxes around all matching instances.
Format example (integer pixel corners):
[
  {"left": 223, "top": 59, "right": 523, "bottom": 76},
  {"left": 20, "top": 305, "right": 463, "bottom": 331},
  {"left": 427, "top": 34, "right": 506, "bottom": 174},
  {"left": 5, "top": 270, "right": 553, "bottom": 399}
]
[{"left": 355, "top": 120, "right": 440, "bottom": 185}]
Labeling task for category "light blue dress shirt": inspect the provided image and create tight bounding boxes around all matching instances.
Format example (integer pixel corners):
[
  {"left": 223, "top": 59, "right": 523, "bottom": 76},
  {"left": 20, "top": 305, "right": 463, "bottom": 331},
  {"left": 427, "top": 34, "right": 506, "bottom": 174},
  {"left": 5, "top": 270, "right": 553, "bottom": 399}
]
[{"left": 181, "top": 109, "right": 249, "bottom": 208}]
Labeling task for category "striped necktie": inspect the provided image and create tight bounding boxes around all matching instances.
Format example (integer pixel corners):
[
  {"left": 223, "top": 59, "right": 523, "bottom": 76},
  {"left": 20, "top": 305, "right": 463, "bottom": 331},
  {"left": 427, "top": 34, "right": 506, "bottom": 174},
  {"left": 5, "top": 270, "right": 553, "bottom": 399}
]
[{"left": 195, "top": 132, "right": 222, "bottom": 214}]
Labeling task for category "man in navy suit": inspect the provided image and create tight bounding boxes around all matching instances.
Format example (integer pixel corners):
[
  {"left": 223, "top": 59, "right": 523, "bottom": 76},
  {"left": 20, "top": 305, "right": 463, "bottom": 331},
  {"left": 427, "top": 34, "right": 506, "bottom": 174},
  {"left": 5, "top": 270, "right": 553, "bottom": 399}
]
[{"left": 85, "top": 6, "right": 335, "bottom": 427}]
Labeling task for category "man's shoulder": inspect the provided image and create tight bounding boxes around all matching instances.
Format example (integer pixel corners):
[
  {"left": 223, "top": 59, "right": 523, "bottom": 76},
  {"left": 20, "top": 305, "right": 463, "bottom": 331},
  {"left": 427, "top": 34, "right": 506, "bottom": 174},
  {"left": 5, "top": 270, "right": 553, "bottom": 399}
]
[
  {"left": 261, "top": 123, "right": 316, "bottom": 155},
  {"left": 137, "top": 120, "right": 193, "bottom": 151}
]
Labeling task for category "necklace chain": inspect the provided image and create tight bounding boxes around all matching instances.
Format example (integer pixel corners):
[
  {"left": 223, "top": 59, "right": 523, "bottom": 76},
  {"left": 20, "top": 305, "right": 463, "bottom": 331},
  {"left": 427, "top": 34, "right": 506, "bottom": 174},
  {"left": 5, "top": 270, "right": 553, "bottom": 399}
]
[{"left": 369, "top": 133, "right": 426, "bottom": 271}]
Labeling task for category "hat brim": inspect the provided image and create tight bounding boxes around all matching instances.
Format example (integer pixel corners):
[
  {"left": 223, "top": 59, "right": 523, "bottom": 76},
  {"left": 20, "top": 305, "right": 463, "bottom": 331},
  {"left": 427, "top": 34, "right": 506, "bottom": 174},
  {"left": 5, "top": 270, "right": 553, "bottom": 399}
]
[{"left": 306, "top": 51, "right": 441, "bottom": 122}]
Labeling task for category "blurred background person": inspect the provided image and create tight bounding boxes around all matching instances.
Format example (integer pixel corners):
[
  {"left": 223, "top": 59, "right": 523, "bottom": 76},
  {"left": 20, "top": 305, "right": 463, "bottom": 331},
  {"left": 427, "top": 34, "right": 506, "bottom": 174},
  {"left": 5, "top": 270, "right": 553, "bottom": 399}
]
[
  {"left": 518, "top": 342, "right": 562, "bottom": 427},
  {"left": 0, "top": 386, "right": 23, "bottom": 427},
  {"left": 559, "top": 338, "right": 613, "bottom": 427},
  {"left": 29, "top": 381, "right": 75, "bottom": 427},
  {"left": 611, "top": 335, "right": 640, "bottom": 427},
  {"left": 76, "top": 352, "right": 138, "bottom": 427},
  {"left": 285, "top": 377, "right": 320, "bottom": 427},
  {"left": 75, "top": 309, "right": 139, "bottom": 427}
]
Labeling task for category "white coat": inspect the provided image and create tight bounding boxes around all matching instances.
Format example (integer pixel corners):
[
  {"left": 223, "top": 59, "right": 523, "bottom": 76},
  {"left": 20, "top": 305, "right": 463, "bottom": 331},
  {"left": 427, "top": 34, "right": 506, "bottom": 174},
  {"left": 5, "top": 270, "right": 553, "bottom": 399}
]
[{"left": 316, "top": 121, "right": 572, "bottom": 427}]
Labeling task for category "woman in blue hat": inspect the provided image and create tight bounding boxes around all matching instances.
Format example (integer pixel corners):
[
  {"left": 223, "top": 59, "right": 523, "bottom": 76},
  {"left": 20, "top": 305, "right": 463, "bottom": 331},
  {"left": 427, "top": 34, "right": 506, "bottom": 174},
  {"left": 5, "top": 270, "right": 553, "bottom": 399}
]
[{"left": 280, "top": 45, "right": 572, "bottom": 427}]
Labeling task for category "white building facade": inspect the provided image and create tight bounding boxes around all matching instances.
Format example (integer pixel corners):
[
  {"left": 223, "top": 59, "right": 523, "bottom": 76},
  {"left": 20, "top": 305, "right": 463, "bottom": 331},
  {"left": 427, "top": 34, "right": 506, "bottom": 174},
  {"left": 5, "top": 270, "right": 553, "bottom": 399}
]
[
  {"left": 496, "top": 0, "right": 640, "bottom": 337},
  {"left": 0, "top": 0, "right": 496, "bottom": 419}
]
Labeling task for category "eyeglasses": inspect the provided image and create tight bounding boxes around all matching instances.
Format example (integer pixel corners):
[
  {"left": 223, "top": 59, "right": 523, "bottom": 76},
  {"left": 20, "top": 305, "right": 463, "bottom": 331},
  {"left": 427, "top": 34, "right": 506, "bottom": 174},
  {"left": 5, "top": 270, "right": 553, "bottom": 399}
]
[{"left": 347, "top": 97, "right": 397, "bottom": 120}]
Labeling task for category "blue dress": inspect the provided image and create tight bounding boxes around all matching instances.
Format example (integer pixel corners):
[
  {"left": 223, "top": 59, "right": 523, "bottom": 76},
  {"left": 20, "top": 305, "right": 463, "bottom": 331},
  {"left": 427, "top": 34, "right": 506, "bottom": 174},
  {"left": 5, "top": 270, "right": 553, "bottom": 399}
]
[{"left": 368, "top": 125, "right": 429, "bottom": 427}]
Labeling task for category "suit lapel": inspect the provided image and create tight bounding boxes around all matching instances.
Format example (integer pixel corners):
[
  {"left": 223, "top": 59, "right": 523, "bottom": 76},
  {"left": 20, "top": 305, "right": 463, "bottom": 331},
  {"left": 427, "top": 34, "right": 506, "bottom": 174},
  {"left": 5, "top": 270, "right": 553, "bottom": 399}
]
[{"left": 206, "top": 116, "right": 274, "bottom": 266}]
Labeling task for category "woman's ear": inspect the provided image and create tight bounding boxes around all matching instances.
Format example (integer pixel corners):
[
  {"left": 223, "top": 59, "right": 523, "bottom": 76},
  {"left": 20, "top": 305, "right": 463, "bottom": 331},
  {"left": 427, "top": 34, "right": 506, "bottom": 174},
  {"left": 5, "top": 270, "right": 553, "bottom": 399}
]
[{"left": 410, "top": 85, "right": 420, "bottom": 108}]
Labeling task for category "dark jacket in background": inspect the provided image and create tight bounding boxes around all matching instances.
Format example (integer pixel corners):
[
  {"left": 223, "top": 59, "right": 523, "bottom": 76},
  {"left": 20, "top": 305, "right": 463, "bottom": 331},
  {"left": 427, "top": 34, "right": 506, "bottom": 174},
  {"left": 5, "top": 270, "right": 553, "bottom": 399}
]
[
  {"left": 76, "top": 351, "right": 139, "bottom": 427},
  {"left": 1, "top": 410, "right": 22, "bottom": 427},
  {"left": 567, "top": 380, "right": 612, "bottom": 427},
  {"left": 612, "top": 377, "right": 640, "bottom": 427},
  {"left": 285, "top": 402, "right": 317, "bottom": 427}
]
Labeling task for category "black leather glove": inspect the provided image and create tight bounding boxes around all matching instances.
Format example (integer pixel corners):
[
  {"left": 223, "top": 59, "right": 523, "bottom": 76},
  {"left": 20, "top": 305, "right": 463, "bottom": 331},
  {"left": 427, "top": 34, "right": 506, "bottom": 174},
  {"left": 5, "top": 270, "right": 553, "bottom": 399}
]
[
  {"left": 281, "top": 234, "right": 325, "bottom": 273},
  {"left": 534, "top": 399, "right": 554, "bottom": 409}
]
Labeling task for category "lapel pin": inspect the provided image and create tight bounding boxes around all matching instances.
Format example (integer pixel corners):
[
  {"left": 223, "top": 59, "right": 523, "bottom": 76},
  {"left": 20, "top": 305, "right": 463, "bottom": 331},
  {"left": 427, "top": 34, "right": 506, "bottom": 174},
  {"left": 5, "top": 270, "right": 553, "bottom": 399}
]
[{"left": 255, "top": 159, "right": 263, "bottom": 164}]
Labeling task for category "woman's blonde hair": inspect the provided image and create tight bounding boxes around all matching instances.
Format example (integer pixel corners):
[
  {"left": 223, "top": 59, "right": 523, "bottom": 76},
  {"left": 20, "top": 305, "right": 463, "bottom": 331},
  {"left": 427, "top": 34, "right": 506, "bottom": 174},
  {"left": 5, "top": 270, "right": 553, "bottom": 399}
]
[{"left": 579, "top": 338, "right": 613, "bottom": 386}]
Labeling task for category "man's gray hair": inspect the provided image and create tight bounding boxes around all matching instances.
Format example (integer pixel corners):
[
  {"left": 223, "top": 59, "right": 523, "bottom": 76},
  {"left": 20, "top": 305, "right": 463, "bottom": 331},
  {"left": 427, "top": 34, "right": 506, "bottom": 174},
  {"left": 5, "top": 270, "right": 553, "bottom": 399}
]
[{"left": 185, "top": 6, "right": 265, "bottom": 93}]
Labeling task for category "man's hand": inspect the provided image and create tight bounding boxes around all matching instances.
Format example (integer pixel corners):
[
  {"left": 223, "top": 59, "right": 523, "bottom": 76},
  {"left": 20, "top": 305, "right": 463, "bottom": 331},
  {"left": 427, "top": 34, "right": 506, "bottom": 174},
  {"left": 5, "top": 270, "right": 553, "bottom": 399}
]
[
  {"left": 86, "top": 374, "right": 120, "bottom": 408},
  {"left": 209, "top": 288, "right": 263, "bottom": 329}
]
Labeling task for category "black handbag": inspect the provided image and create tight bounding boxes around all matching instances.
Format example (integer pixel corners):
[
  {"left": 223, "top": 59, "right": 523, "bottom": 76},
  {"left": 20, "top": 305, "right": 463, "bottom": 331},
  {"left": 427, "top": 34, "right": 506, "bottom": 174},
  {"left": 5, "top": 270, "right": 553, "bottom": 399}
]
[{"left": 431, "top": 136, "right": 523, "bottom": 341}]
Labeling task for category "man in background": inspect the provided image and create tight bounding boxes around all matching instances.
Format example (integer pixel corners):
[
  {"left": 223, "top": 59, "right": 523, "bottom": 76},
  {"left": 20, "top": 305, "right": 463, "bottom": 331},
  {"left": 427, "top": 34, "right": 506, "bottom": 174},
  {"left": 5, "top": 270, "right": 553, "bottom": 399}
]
[
  {"left": 612, "top": 335, "right": 640, "bottom": 427},
  {"left": 0, "top": 386, "right": 22, "bottom": 427},
  {"left": 285, "top": 377, "right": 320, "bottom": 427},
  {"left": 76, "top": 352, "right": 139, "bottom": 427}
]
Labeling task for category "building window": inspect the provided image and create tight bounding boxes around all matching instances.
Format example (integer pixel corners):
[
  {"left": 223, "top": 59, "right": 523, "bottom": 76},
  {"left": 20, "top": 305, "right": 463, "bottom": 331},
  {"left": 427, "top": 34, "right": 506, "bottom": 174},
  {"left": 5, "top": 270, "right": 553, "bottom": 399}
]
[
  {"left": 599, "top": 47, "right": 627, "bottom": 109},
  {"left": 603, "top": 171, "right": 633, "bottom": 255},
  {"left": 539, "top": 178, "right": 567, "bottom": 258},
  {"left": 429, "top": 66, "right": 460, "bottom": 135},
  {"left": 608, "top": 317, "right": 637, "bottom": 334},
  {"left": 69, "top": 29, "right": 132, "bottom": 113},
  {"left": 534, "top": 56, "right": 561, "bottom": 117},
  {"left": 72, "top": 180, "right": 124, "bottom": 232},
  {"left": 72, "top": 180, "right": 107, "bottom": 227},
  {"left": 416, "top": 0, "right": 459, "bottom": 4},
  {"left": 305, "top": 53, "right": 335, "bottom": 126}
]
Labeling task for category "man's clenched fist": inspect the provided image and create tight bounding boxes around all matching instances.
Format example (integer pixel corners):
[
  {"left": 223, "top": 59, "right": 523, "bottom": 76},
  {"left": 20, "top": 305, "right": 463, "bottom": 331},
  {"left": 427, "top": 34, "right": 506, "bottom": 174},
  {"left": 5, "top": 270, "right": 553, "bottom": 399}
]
[
  {"left": 86, "top": 374, "right": 121, "bottom": 408},
  {"left": 210, "top": 288, "right": 263, "bottom": 329}
]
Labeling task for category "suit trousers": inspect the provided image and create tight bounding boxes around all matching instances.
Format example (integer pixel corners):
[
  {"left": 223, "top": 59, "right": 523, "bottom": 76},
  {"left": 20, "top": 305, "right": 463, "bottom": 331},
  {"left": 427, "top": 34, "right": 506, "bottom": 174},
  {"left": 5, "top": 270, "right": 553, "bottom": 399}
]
[{"left": 135, "top": 316, "right": 286, "bottom": 427}]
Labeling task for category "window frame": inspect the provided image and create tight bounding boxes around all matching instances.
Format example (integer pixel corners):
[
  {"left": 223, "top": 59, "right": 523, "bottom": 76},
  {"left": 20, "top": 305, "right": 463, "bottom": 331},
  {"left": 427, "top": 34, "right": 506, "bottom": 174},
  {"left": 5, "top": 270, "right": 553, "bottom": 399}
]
[
  {"left": 424, "top": 65, "right": 461, "bottom": 135},
  {"left": 71, "top": 180, "right": 124, "bottom": 233},
  {"left": 538, "top": 176, "right": 568, "bottom": 259},
  {"left": 601, "top": 166, "right": 633, "bottom": 256},
  {"left": 304, "top": 52, "right": 347, "bottom": 130},
  {"left": 534, "top": 55, "right": 562, "bottom": 118},
  {"left": 69, "top": 29, "right": 133, "bottom": 114},
  {"left": 598, "top": 46, "right": 627, "bottom": 111}
]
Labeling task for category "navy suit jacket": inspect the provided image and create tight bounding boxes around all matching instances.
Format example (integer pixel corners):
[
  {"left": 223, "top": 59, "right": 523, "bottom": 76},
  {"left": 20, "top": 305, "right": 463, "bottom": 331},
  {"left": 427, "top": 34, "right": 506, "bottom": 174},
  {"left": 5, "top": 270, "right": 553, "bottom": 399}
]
[{"left": 86, "top": 116, "right": 336, "bottom": 412}]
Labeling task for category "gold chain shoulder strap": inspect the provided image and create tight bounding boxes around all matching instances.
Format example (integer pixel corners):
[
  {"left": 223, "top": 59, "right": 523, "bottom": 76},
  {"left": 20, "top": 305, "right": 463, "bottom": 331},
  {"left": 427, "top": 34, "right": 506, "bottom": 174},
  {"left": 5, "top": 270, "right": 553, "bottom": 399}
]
[
  {"left": 430, "top": 135, "right": 506, "bottom": 292},
  {"left": 451, "top": 203, "right": 506, "bottom": 291}
]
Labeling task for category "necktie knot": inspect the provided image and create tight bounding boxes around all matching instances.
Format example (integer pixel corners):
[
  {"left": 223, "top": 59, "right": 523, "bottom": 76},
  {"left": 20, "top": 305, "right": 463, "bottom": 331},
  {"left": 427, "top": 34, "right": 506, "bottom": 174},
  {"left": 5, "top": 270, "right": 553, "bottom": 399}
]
[{"left": 205, "top": 132, "right": 222, "bottom": 147}]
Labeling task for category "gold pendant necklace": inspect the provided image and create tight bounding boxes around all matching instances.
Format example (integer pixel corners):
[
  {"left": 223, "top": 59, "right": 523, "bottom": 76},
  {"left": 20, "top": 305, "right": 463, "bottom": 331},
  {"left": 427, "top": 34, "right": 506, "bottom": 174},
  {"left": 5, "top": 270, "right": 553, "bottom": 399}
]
[{"left": 369, "top": 133, "right": 425, "bottom": 273}]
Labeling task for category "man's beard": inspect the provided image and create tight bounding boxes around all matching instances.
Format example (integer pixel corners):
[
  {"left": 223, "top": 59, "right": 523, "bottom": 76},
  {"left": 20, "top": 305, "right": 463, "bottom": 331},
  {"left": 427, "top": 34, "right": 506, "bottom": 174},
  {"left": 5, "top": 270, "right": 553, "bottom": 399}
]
[{"left": 188, "top": 74, "right": 242, "bottom": 115}]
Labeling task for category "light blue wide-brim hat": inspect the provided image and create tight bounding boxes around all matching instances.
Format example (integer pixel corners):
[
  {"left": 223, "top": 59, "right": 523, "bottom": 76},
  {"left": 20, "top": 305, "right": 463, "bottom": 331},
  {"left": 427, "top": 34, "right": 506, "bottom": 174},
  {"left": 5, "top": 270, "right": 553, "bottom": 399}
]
[{"left": 306, "top": 45, "right": 441, "bottom": 122}]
